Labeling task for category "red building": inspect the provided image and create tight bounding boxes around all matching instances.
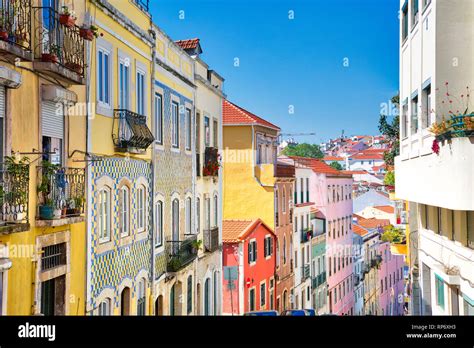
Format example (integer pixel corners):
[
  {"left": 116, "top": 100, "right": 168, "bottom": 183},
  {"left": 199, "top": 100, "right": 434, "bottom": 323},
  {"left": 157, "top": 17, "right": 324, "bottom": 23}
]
[{"left": 222, "top": 219, "right": 277, "bottom": 315}]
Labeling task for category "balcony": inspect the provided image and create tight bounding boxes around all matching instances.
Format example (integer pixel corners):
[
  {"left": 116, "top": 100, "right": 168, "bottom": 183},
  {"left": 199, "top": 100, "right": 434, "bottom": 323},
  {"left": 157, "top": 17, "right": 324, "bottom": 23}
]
[
  {"left": 166, "top": 235, "right": 198, "bottom": 272},
  {"left": 133, "top": 0, "right": 149, "bottom": 12},
  {"left": 36, "top": 164, "right": 85, "bottom": 227},
  {"left": 0, "top": 159, "right": 30, "bottom": 234},
  {"left": 301, "top": 264, "right": 310, "bottom": 280},
  {"left": 0, "top": 0, "right": 33, "bottom": 61},
  {"left": 112, "top": 109, "right": 154, "bottom": 152},
  {"left": 32, "top": 6, "right": 85, "bottom": 84},
  {"left": 396, "top": 114, "right": 474, "bottom": 210},
  {"left": 301, "top": 228, "right": 312, "bottom": 243},
  {"left": 204, "top": 227, "right": 219, "bottom": 253},
  {"left": 370, "top": 255, "right": 382, "bottom": 269},
  {"left": 203, "top": 147, "right": 219, "bottom": 177}
]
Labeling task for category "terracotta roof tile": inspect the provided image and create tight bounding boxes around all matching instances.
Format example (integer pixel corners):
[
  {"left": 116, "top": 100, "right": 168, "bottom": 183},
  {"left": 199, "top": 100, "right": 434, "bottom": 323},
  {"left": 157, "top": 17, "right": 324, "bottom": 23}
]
[
  {"left": 222, "top": 219, "right": 275, "bottom": 243},
  {"left": 353, "top": 224, "right": 369, "bottom": 236},
  {"left": 354, "top": 215, "right": 390, "bottom": 229},
  {"left": 175, "top": 38, "right": 200, "bottom": 50},
  {"left": 351, "top": 153, "right": 384, "bottom": 160},
  {"left": 324, "top": 156, "right": 344, "bottom": 161},
  {"left": 373, "top": 205, "right": 395, "bottom": 214},
  {"left": 223, "top": 100, "right": 280, "bottom": 130}
]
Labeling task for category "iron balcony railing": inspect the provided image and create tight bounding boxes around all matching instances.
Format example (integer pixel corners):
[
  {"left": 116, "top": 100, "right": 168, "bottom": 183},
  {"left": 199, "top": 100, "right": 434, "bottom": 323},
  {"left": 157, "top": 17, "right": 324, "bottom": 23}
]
[
  {"left": 0, "top": 161, "right": 29, "bottom": 225},
  {"left": 301, "top": 264, "right": 310, "bottom": 281},
  {"left": 204, "top": 227, "right": 219, "bottom": 253},
  {"left": 32, "top": 6, "right": 85, "bottom": 76},
  {"left": 312, "top": 271, "right": 327, "bottom": 288},
  {"left": 203, "top": 146, "right": 219, "bottom": 177},
  {"left": 0, "top": 0, "right": 32, "bottom": 51},
  {"left": 36, "top": 165, "right": 85, "bottom": 220},
  {"left": 133, "top": 0, "right": 149, "bottom": 12},
  {"left": 166, "top": 235, "right": 198, "bottom": 272},
  {"left": 112, "top": 109, "right": 154, "bottom": 151}
]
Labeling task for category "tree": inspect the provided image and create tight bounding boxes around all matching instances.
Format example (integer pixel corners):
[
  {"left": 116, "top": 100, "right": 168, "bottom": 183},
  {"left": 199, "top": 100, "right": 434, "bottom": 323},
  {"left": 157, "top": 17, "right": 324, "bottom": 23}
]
[
  {"left": 384, "top": 170, "right": 395, "bottom": 186},
  {"left": 329, "top": 161, "right": 343, "bottom": 171},
  {"left": 281, "top": 143, "right": 324, "bottom": 159},
  {"left": 378, "top": 93, "right": 400, "bottom": 166}
]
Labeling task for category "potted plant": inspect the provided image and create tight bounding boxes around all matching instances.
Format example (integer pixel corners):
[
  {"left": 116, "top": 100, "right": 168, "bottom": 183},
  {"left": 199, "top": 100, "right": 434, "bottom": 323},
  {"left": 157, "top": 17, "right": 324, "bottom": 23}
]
[
  {"left": 65, "top": 62, "right": 82, "bottom": 74},
  {"left": 42, "top": 44, "right": 61, "bottom": 63},
  {"left": 79, "top": 24, "right": 99, "bottom": 41},
  {"left": 59, "top": 6, "right": 76, "bottom": 28},
  {"left": 168, "top": 257, "right": 182, "bottom": 272},
  {"left": 37, "top": 161, "right": 59, "bottom": 220},
  {"left": 39, "top": 198, "right": 54, "bottom": 220},
  {"left": 190, "top": 239, "right": 203, "bottom": 254},
  {"left": 3, "top": 156, "right": 29, "bottom": 222}
]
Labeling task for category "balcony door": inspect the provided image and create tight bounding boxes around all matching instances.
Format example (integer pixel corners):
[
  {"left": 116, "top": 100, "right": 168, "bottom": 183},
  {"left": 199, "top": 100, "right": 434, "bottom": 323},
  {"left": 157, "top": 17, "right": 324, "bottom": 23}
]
[
  {"left": 205, "top": 197, "right": 210, "bottom": 231},
  {"left": 0, "top": 86, "right": 5, "bottom": 163},
  {"left": 41, "top": 0, "right": 60, "bottom": 55}
]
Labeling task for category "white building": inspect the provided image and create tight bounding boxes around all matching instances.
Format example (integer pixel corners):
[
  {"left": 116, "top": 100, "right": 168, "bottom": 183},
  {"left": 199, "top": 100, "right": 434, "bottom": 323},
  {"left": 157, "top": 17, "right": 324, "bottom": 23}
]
[{"left": 395, "top": 0, "right": 474, "bottom": 315}]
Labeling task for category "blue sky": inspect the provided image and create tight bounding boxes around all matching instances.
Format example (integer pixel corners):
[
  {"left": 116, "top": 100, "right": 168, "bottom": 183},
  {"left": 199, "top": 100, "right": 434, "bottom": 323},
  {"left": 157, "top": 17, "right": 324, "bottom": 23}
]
[{"left": 150, "top": 0, "right": 399, "bottom": 143}]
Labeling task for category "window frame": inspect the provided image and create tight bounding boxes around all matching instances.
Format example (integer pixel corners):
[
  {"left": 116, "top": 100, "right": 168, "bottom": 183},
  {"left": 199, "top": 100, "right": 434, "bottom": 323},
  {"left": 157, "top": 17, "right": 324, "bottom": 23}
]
[
  {"left": 171, "top": 101, "right": 180, "bottom": 148},
  {"left": 155, "top": 200, "right": 163, "bottom": 247},
  {"left": 155, "top": 93, "right": 163, "bottom": 144},
  {"left": 185, "top": 108, "right": 192, "bottom": 151},
  {"left": 120, "top": 186, "right": 130, "bottom": 237},
  {"left": 137, "top": 185, "right": 146, "bottom": 233},
  {"left": 98, "top": 187, "right": 111, "bottom": 243}
]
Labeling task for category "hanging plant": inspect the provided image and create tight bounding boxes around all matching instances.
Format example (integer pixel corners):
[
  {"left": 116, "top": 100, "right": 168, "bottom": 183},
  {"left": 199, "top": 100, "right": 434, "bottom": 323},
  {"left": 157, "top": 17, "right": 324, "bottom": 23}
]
[
  {"left": 59, "top": 6, "right": 77, "bottom": 28},
  {"left": 432, "top": 139, "right": 440, "bottom": 155}
]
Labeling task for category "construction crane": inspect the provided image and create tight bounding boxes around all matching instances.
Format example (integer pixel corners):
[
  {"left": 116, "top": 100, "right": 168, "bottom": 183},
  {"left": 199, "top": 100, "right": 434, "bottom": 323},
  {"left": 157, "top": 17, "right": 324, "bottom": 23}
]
[{"left": 278, "top": 132, "right": 316, "bottom": 144}]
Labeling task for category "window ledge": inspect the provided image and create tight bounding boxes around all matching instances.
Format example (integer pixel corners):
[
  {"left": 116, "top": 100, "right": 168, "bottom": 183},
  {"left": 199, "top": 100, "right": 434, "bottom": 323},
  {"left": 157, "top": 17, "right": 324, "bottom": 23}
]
[
  {"left": 0, "top": 222, "right": 30, "bottom": 235},
  {"left": 35, "top": 216, "right": 84, "bottom": 227}
]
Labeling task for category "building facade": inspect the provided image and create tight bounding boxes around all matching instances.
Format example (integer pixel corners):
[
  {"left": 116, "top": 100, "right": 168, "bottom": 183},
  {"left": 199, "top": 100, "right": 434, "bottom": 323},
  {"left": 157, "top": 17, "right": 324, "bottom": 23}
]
[{"left": 395, "top": 0, "right": 474, "bottom": 316}]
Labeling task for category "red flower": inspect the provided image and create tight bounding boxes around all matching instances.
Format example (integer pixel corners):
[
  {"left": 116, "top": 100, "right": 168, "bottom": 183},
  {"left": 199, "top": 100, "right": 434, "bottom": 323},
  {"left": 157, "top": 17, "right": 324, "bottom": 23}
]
[{"left": 432, "top": 139, "right": 440, "bottom": 155}]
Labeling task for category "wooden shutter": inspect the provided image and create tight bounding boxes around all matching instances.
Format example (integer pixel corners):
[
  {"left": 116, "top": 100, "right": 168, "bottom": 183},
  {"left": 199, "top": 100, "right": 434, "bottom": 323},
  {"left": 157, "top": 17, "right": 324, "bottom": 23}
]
[
  {"left": 42, "top": 100, "right": 64, "bottom": 139},
  {"left": 0, "top": 86, "right": 5, "bottom": 160}
]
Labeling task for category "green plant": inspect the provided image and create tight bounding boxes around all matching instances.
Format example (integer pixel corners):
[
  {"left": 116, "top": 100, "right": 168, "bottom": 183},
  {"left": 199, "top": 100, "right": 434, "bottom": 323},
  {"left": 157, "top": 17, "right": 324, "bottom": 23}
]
[
  {"left": 3, "top": 156, "right": 29, "bottom": 206},
  {"left": 281, "top": 143, "right": 324, "bottom": 159},
  {"left": 37, "top": 161, "right": 59, "bottom": 206},
  {"left": 61, "top": 6, "right": 76, "bottom": 18},
  {"left": 381, "top": 225, "right": 405, "bottom": 244},
  {"left": 191, "top": 239, "right": 203, "bottom": 251},
  {"left": 329, "top": 161, "right": 343, "bottom": 171},
  {"left": 168, "top": 257, "right": 182, "bottom": 271},
  {"left": 73, "top": 195, "right": 84, "bottom": 210},
  {"left": 48, "top": 44, "right": 61, "bottom": 57},
  {"left": 384, "top": 171, "right": 395, "bottom": 186}
]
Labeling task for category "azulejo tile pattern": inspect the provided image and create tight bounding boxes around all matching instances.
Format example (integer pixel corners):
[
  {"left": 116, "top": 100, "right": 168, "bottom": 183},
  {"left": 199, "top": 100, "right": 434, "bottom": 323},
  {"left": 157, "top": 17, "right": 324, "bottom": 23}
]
[{"left": 89, "top": 156, "right": 153, "bottom": 308}]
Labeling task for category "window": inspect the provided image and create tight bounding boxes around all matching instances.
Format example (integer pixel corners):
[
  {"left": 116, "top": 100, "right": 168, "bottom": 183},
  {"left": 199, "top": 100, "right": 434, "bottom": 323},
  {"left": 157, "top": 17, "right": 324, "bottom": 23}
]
[
  {"left": 155, "top": 201, "right": 163, "bottom": 247},
  {"left": 98, "top": 49, "right": 110, "bottom": 105},
  {"left": 119, "top": 60, "right": 129, "bottom": 109},
  {"left": 155, "top": 93, "right": 163, "bottom": 144},
  {"left": 187, "top": 275, "right": 193, "bottom": 315},
  {"left": 172, "top": 102, "right": 179, "bottom": 148},
  {"left": 120, "top": 186, "right": 130, "bottom": 237},
  {"left": 422, "top": 83, "right": 432, "bottom": 128},
  {"left": 98, "top": 298, "right": 111, "bottom": 316},
  {"left": 248, "top": 240, "right": 257, "bottom": 263},
  {"left": 402, "top": 1, "right": 408, "bottom": 41},
  {"left": 185, "top": 197, "right": 192, "bottom": 235},
  {"left": 467, "top": 211, "right": 474, "bottom": 249},
  {"left": 186, "top": 108, "right": 192, "bottom": 150},
  {"left": 412, "top": 0, "right": 419, "bottom": 26},
  {"left": 137, "top": 185, "right": 146, "bottom": 232},
  {"left": 435, "top": 275, "right": 445, "bottom": 309},
  {"left": 196, "top": 198, "right": 200, "bottom": 234},
  {"left": 411, "top": 94, "right": 419, "bottom": 135},
  {"left": 98, "top": 188, "right": 111, "bottom": 242},
  {"left": 283, "top": 236, "right": 287, "bottom": 264},
  {"left": 137, "top": 279, "right": 146, "bottom": 315},
  {"left": 300, "top": 178, "right": 304, "bottom": 203},
  {"left": 260, "top": 282, "right": 266, "bottom": 308},
  {"left": 172, "top": 199, "right": 180, "bottom": 241},
  {"left": 306, "top": 178, "right": 309, "bottom": 202},
  {"left": 213, "top": 119, "right": 218, "bottom": 147},
  {"left": 204, "top": 116, "right": 210, "bottom": 147},
  {"left": 402, "top": 103, "right": 408, "bottom": 138},
  {"left": 282, "top": 188, "right": 286, "bottom": 213},
  {"left": 214, "top": 195, "right": 218, "bottom": 227},
  {"left": 249, "top": 288, "right": 255, "bottom": 311},
  {"left": 213, "top": 271, "right": 218, "bottom": 315},
  {"left": 136, "top": 70, "right": 145, "bottom": 115},
  {"left": 264, "top": 236, "right": 273, "bottom": 257}
]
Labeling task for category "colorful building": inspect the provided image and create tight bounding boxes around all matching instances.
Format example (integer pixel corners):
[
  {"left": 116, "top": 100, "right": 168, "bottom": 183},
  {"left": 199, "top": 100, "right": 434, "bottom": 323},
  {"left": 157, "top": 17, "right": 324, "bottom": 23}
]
[
  {"left": 378, "top": 241, "right": 405, "bottom": 316},
  {"left": 85, "top": 0, "right": 155, "bottom": 315},
  {"left": 222, "top": 219, "right": 276, "bottom": 314},
  {"left": 0, "top": 0, "right": 88, "bottom": 315},
  {"left": 311, "top": 208, "right": 328, "bottom": 315}
]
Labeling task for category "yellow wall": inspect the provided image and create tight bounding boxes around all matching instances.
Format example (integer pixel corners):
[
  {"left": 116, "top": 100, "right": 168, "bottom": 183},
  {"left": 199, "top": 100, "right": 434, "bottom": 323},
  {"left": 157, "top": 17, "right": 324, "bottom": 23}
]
[{"left": 223, "top": 126, "right": 275, "bottom": 228}]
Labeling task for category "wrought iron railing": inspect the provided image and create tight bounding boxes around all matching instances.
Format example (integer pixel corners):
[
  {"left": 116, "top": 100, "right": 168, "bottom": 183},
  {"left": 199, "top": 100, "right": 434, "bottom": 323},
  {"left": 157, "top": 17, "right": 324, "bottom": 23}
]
[
  {"left": 204, "top": 227, "right": 219, "bottom": 252},
  {"left": 203, "top": 146, "right": 219, "bottom": 177},
  {"left": 113, "top": 109, "right": 154, "bottom": 151},
  {"left": 32, "top": 6, "right": 85, "bottom": 75},
  {"left": 312, "top": 271, "right": 327, "bottom": 288},
  {"left": 301, "top": 264, "right": 310, "bottom": 280},
  {"left": 0, "top": 162, "right": 29, "bottom": 224},
  {"left": 133, "top": 0, "right": 149, "bottom": 12},
  {"left": 166, "top": 235, "right": 198, "bottom": 272},
  {"left": 36, "top": 165, "right": 85, "bottom": 220},
  {"left": 0, "top": 0, "right": 32, "bottom": 51}
]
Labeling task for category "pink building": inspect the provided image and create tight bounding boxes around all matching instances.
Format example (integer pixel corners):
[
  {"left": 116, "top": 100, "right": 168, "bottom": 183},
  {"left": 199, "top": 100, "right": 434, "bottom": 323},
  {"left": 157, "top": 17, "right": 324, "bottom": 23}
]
[{"left": 378, "top": 242, "right": 405, "bottom": 316}]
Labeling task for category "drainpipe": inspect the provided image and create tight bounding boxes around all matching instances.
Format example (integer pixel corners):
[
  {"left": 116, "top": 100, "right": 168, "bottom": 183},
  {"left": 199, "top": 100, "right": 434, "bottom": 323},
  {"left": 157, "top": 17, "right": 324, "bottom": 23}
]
[{"left": 149, "top": 24, "right": 156, "bottom": 315}]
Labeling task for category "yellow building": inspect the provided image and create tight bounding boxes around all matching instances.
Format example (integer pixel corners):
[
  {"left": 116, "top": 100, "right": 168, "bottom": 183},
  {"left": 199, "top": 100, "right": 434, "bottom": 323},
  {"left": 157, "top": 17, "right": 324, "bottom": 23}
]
[
  {"left": 222, "top": 100, "right": 280, "bottom": 228},
  {"left": 0, "top": 0, "right": 88, "bottom": 315},
  {"left": 84, "top": 0, "right": 155, "bottom": 315}
]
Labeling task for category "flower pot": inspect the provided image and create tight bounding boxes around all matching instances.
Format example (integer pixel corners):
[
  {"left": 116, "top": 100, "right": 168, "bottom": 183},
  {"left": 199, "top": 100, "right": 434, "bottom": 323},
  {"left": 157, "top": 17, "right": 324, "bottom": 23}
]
[
  {"left": 41, "top": 53, "right": 58, "bottom": 63},
  {"left": 61, "top": 207, "right": 67, "bottom": 218},
  {"left": 66, "top": 208, "right": 79, "bottom": 217},
  {"left": 79, "top": 28, "right": 95, "bottom": 41},
  {"left": 59, "top": 14, "right": 76, "bottom": 28},
  {"left": 53, "top": 209, "right": 62, "bottom": 219},
  {"left": 0, "top": 31, "right": 8, "bottom": 41},
  {"left": 65, "top": 62, "right": 82, "bottom": 74},
  {"left": 39, "top": 205, "right": 54, "bottom": 220}
]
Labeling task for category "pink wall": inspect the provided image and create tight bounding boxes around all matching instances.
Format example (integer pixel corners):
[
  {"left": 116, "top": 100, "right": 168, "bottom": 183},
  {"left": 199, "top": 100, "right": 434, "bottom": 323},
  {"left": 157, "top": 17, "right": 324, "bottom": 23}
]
[
  {"left": 378, "top": 242, "right": 405, "bottom": 316},
  {"left": 311, "top": 172, "right": 355, "bottom": 315},
  {"left": 222, "top": 243, "right": 241, "bottom": 315}
]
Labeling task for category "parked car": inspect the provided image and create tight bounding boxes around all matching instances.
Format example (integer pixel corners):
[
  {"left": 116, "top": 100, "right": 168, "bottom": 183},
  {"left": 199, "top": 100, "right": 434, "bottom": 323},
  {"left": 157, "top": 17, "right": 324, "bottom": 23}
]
[
  {"left": 244, "top": 310, "right": 278, "bottom": 316},
  {"left": 303, "top": 309, "right": 316, "bottom": 316},
  {"left": 280, "top": 309, "right": 309, "bottom": 316}
]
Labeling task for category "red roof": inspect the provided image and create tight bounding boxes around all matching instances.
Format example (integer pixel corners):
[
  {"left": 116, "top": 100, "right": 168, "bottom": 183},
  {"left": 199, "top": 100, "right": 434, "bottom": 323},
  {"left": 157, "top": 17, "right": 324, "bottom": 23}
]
[
  {"left": 351, "top": 153, "right": 384, "bottom": 160},
  {"left": 353, "top": 215, "right": 390, "bottom": 229},
  {"left": 222, "top": 219, "right": 275, "bottom": 243},
  {"left": 353, "top": 224, "right": 369, "bottom": 236},
  {"left": 373, "top": 205, "right": 395, "bottom": 214},
  {"left": 223, "top": 100, "right": 280, "bottom": 130},
  {"left": 324, "top": 156, "right": 344, "bottom": 161},
  {"left": 175, "top": 38, "right": 200, "bottom": 50},
  {"left": 290, "top": 156, "right": 343, "bottom": 176},
  {"left": 342, "top": 170, "right": 367, "bottom": 175}
]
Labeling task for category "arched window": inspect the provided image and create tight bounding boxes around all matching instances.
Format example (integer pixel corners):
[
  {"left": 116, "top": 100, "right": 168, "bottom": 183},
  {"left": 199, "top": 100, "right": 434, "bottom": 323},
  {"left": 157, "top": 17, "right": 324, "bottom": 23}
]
[
  {"left": 98, "top": 298, "right": 111, "bottom": 315},
  {"left": 283, "top": 235, "right": 287, "bottom": 264},
  {"left": 213, "top": 271, "right": 218, "bottom": 315},
  {"left": 137, "top": 278, "right": 146, "bottom": 315},
  {"left": 282, "top": 188, "right": 286, "bottom": 213},
  {"left": 155, "top": 200, "right": 163, "bottom": 247},
  {"left": 172, "top": 198, "right": 180, "bottom": 242},
  {"left": 120, "top": 186, "right": 130, "bottom": 237},
  {"left": 98, "top": 187, "right": 111, "bottom": 242},
  {"left": 187, "top": 275, "right": 193, "bottom": 314},
  {"left": 204, "top": 278, "right": 211, "bottom": 315},
  {"left": 137, "top": 185, "right": 146, "bottom": 232},
  {"left": 213, "top": 195, "right": 218, "bottom": 227},
  {"left": 186, "top": 197, "right": 192, "bottom": 235},
  {"left": 196, "top": 197, "right": 200, "bottom": 234}
]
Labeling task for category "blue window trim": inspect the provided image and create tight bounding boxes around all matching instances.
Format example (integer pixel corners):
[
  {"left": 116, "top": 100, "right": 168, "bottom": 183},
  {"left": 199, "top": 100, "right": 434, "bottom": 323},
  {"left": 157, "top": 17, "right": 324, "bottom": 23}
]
[
  {"left": 411, "top": 89, "right": 419, "bottom": 100},
  {"left": 402, "top": 0, "right": 408, "bottom": 12},
  {"left": 422, "top": 77, "right": 431, "bottom": 90}
]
